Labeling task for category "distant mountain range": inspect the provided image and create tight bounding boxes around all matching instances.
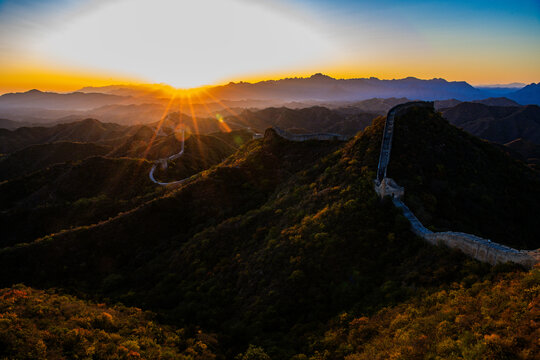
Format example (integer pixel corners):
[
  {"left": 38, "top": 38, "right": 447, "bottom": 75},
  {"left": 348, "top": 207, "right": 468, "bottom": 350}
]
[
  {"left": 435, "top": 97, "right": 521, "bottom": 110},
  {"left": 507, "top": 83, "right": 540, "bottom": 105},
  {"left": 440, "top": 102, "right": 540, "bottom": 168},
  {"left": 0, "top": 89, "right": 131, "bottom": 110},
  {"left": 206, "top": 74, "right": 487, "bottom": 102},
  {"left": 0, "top": 75, "right": 538, "bottom": 127},
  {"left": 0, "top": 106, "right": 380, "bottom": 154},
  {"left": 442, "top": 103, "right": 540, "bottom": 144},
  {"left": 205, "top": 74, "right": 540, "bottom": 104}
]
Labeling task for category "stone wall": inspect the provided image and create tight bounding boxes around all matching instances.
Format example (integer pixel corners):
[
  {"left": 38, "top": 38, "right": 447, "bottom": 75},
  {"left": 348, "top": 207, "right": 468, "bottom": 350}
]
[
  {"left": 375, "top": 102, "right": 539, "bottom": 268},
  {"left": 423, "top": 232, "right": 540, "bottom": 268},
  {"left": 392, "top": 198, "right": 433, "bottom": 236},
  {"left": 392, "top": 198, "right": 540, "bottom": 267},
  {"left": 272, "top": 126, "right": 350, "bottom": 142}
]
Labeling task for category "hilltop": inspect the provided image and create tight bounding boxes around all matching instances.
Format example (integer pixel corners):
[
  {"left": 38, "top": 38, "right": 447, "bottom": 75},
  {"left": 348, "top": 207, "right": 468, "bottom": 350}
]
[
  {"left": 389, "top": 106, "right": 540, "bottom": 249},
  {"left": 507, "top": 83, "right": 540, "bottom": 105}
]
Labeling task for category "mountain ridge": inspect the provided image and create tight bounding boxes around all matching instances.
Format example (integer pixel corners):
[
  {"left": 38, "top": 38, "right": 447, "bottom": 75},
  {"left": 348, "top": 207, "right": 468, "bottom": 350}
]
[{"left": 1, "top": 107, "right": 539, "bottom": 356}]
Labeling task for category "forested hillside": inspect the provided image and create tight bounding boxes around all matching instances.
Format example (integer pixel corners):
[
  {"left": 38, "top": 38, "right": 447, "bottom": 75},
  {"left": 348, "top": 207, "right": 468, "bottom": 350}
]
[
  {"left": 0, "top": 131, "right": 251, "bottom": 246},
  {"left": 301, "top": 267, "right": 539, "bottom": 359},
  {"left": 1, "top": 105, "right": 539, "bottom": 358},
  {"left": 0, "top": 285, "right": 218, "bottom": 359},
  {"left": 0, "top": 141, "right": 111, "bottom": 181},
  {"left": 388, "top": 106, "right": 540, "bottom": 249}
]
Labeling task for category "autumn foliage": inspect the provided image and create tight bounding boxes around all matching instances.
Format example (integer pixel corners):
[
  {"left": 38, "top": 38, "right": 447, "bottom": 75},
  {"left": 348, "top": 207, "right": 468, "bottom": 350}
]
[
  {"left": 0, "top": 285, "right": 217, "bottom": 359},
  {"left": 303, "top": 267, "right": 540, "bottom": 359}
]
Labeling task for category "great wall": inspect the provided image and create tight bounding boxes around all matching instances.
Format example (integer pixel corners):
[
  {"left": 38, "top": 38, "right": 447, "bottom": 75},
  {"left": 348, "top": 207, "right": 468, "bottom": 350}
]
[
  {"left": 375, "top": 102, "right": 540, "bottom": 268},
  {"left": 149, "top": 121, "right": 264, "bottom": 185},
  {"left": 148, "top": 124, "right": 345, "bottom": 185},
  {"left": 272, "top": 126, "right": 350, "bottom": 142},
  {"left": 148, "top": 108, "right": 539, "bottom": 267}
]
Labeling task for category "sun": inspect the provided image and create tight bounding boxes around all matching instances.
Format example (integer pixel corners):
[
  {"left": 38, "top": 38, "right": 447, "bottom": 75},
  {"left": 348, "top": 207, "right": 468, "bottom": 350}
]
[{"left": 28, "top": 0, "right": 336, "bottom": 88}]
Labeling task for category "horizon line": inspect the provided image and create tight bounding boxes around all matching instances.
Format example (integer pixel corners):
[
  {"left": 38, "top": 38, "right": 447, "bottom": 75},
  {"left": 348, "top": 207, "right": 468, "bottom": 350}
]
[{"left": 0, "top": 74, "right": 536, "bottom": 96}]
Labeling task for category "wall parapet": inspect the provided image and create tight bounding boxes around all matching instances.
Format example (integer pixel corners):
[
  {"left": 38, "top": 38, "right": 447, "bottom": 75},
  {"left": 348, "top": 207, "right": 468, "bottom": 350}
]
[{"left": 422, "top": 232, "right": 540, "bottom": 268}]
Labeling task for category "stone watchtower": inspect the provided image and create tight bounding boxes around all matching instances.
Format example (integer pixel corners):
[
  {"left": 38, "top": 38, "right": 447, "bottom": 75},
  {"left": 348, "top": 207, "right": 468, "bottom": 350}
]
[{"left": 374, "top": 177, "right": 404, "bottom": 199}]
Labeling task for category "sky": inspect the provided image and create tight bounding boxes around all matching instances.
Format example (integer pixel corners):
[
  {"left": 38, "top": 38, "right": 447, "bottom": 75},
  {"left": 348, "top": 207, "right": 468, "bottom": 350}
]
[{"left": 0, "top": 0, "right": 539, "bottom": 93}]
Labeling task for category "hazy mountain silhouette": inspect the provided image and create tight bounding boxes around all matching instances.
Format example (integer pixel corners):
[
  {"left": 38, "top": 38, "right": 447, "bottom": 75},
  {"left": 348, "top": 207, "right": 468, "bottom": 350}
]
[
  {"left": 441, "top": 103, "right": 540, "bottom": 144},
  {"left": 0, "top": 89, "right": 131, "bottom": 110},
  {"left": 0, "top": 118, "right": 32, "bottom": 130},
  {"left": 205, "top": 74, "right": 487, "bottom": 102},
  {"left": 0, "top": 119, "right": 129, "bottom": 153},
  {"left": 77, "top": 83, "right": 175, "bottom": 99},
  {"left": 507, "top": 83, "right": 540, "bottom": 105},
  {"left": 2, "top": 77, "right": 538, "bottom": 128},
  {"left": 435, "top": 97, "right": 520, "bottom": 110}
]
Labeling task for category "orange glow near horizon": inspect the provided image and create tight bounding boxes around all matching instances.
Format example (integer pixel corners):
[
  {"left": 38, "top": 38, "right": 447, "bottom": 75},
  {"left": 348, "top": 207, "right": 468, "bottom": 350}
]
[
  {"left": 224, "top": 64, "right": 540, "bottom": 88},
  {"left": 1, "top": 50, "right": 539, "bottom": 95},
  {"left": 0, "top": 66, "right": 143, "bottom": 94},
  {"left": 1, "top": 0, "right": 539, "bottom": 94},
  {"left": 3, "top": 64, "right": 538, "bottom": 96},
  {"left": 2, "top": 65, "right": 539, "bottom": 96}
]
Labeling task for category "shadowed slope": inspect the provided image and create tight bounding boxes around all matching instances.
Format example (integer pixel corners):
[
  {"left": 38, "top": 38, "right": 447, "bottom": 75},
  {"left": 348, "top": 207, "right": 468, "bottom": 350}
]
[
  {"left": 388, "top": 106, "right": 540, "bottom": 249},
  {"left": 0, "top": 141, "right": 111, "bottom": 181}
]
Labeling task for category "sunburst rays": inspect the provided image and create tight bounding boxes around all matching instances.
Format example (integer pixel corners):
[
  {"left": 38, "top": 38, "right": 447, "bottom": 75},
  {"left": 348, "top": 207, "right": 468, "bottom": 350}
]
[{"left": 142, "top": 90, "right": 178, "bottom": 160}]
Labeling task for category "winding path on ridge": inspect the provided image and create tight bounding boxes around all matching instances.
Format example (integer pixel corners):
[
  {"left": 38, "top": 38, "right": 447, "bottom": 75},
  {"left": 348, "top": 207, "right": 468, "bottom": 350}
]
[
  {"left": 148, "top": 122, "right": 262, "bottom": 186},
  {"left": 148, "top": 130, "right": 187, "bottom": 186},
  {"left": 148, "top": 120, "right": 349, "bottom": 186}
]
